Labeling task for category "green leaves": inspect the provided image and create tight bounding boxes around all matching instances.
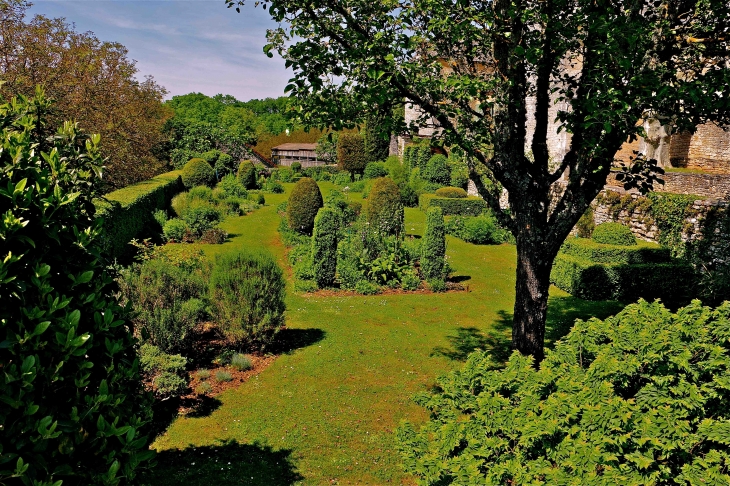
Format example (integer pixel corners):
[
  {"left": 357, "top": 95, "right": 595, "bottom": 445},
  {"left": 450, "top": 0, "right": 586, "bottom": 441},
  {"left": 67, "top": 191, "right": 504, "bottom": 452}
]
[{"left": 398, "top": 300, "right": 730, "bottom": 484}]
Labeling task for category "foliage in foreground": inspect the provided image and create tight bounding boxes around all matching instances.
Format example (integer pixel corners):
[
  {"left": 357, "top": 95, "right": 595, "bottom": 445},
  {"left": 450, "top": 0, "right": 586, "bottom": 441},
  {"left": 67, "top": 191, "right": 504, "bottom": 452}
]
[
  {"left": 398, "top": 299, "right": 730, "bottom": 485},
  {"left": 0, "top": 89, "right": 152, "bottom": 485}
]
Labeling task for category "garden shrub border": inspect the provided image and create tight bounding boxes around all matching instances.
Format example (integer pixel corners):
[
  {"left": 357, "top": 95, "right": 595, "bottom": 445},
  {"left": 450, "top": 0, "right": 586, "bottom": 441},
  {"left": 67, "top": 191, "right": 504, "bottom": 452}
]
[
  {"left": 419, "top": 194, "right": 488, "bottom": 216},
  {"left": 560, "top": 237, "right": 670, "bottom": 264},
  {"left": 95, "top": 170, "right": 185, "bottom": 259}
]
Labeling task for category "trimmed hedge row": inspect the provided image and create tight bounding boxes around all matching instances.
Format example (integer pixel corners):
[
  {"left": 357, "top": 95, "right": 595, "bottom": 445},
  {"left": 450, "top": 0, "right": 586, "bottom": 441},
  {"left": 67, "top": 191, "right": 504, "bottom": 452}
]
[
  {"left": 419, "top": 194, "right": 488, "bottom": 216},
  {"left": 550, "top": 253, "right": 695, "bottom": 303},
  {"left": 95, "top": 170, "right": 185, "bottom": 259},
  {"left": 560, "top": 237, "right": 671, "bottom": 265}
]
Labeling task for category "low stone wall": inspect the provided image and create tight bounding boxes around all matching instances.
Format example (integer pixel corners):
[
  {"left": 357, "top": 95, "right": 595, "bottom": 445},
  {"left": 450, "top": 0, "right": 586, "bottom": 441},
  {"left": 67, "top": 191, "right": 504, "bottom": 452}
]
[{"left": 607, "top": 170, "right": 730, "bottom": 199}]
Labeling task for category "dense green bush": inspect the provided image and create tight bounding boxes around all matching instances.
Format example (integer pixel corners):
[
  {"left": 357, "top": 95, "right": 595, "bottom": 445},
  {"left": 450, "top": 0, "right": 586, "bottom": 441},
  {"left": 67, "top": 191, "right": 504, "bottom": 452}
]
[
  {"left": 139, "top": 344, "right": 188, "bottom": 399},
  {"left": 274, "top": 167, "right": 296, "bottom": 182},
  {"left": 337, "top": 133, "right": 368, "bottom": 180},
  {"left": 560, "top": 237, "right": 670, "bottom": 264},
  {"left": 447, "top": 156, "right": 469, "bottom": 188},
  {"left": 422, "top": 154, "right": 451, "bottom": 186},
  {"left": 95, "top": 170, "right": 185, "bottom": 259},
  {"left": 435, "top": 186, "right": 467, "bottom": 198},
  {"left": 551, "top": 252, "right": 695, "bottom": 302},
  {"left": 400, "top": 184, "right": 420, "bottom": 207},
  {"left": 181, "top": 204, "right": 222, "bottom": 237},
  {"left": 288, "top": 177, "right": 324, "bottom": 235},
  {"left": 311, "top": 207, "right": 340, "bottom": 288},
  {"left": 422, "top": 207, "right": 446, "bottom": 280},
  {"left": 262, "top": 179, "right": 285, "bottom": 193},
  {"left": 592, "top": 222, "right": 637, "bottom": 246},
  {"left": 367, "top": 177, "right": 404, "bottom": 235},
  {"left": 416, "top": 145, "right": 432, "bottom": 170},
  {"left": 364, "top": 161, "right": 388, "bottom": 179},
  {"left": 209, "top": 250, "right": 286, "bottom": 345},
  {"left": 119, "top": 258, "right": 208, "bottom": 352},
  {"left": 1, "top": 90, "right": 153, "bottom": 484},
  {"left": 237, "top": 160, "right": 258, "bottom": 189},
  {"left": 182, "top": 157, "right": 216, "bottom": 188},
  {"left": 200, "top": 149, "right": 222, "bottom": 164},
  {"left": 163, "top": 218, "right": 189, "bottom": 242},
  {"left": 445, "top": 213, "right": 508, "bottom": 244},
  {"left": 291, "top": 161, "right": 302, "bottom": 173},
  {"left": 218, "top": 173, "right": 248, "bottom": 198},
  {"left": 398, "top": 299, "right": 730, "bottom": 485},
  {"left": 419, "top": 194, "right": 488, "bottom": 216},
  {"left": 214, "top": 152, "right": 236, "bottom": 177}
]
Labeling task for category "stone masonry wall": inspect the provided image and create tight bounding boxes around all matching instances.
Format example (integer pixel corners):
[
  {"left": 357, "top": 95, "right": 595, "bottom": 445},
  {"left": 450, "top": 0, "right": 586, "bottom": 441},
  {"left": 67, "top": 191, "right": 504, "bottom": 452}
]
[{"left": 606, "top": 170, "right": 730, "bottom": 199}]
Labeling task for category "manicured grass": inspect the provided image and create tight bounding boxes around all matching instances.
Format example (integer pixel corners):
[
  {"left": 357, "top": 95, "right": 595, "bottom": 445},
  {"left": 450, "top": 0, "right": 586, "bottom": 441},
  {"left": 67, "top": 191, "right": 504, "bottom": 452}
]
[{"left": 142, "top": 182, "right": 624, "bottom": 485}]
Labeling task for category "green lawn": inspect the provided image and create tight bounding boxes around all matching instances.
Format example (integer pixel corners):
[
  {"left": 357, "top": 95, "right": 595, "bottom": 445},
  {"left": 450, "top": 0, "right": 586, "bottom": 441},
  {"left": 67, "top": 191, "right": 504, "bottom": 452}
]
[{"left": 142, "top": 182, "right": 623, "bottom": 485}]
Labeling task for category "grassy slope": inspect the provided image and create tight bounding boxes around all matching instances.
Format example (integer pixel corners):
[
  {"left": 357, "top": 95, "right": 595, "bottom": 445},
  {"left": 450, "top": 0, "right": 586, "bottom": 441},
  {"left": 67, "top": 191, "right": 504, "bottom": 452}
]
[{"left": 143, "top": 182, "right": 623, "bottom": 486}]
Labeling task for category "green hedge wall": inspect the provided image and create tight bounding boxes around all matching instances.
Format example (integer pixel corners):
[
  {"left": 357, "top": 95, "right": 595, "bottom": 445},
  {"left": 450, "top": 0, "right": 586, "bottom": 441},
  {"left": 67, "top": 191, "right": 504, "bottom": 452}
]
[
  {"left": 560, "top": 237, "right": 671, "bottom": 265},
  {"left": 419, "top": 194, "right": 488, "bottom": 216},
  {"left": 95, "top": 170, "right": 184, "bottom": 259},
  {"left": 551, "top": 253, "right": 695, "bottom": 303}
]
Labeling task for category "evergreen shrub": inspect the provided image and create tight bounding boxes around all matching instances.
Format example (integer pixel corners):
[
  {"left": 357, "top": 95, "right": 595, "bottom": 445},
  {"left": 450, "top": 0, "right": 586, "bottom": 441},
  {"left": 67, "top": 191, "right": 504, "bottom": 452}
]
[
  {"left": 163, "top": 218, "right": 188, "bottom": 242},
  {"left": 311, "top": 207, "right": 340, "bottom": 288},
  {"left": 209, "top": 249, "right": 286, "bottom": 344},
  {"left": 367, "top": 177, "right": 404, "bottom": 235},
  {"left": 139, "top": 344, "right": 188, "bottom": 398},
  {"left": 445, "top": 213, "right": 507, "bottom": 245},
  {"left": 237, "top": 160, "right": 258, "bottom": 189},
  {"left": 400, "top": 184, "right": 419, "bottom": 207},
  {"left": 592, "top": 222, "right": 637, "bottom": 246},
  {"left": 218, "top": 173, "right": 248, "bottom": 198},
  {"left": 1, "top": 91, "right": 153, "bottom": 484},
  {"left": 337, "top": 133, "right": 368, "bottom": 179},
  {"left": 416, "top": 145, "right": 432, "bottom": 169},
  {"left": 364, "top": 161, "right": 388, "bottom": 179},
  {"left": 447, "top": 156, "right": 469, "bottom": 188},
  {"left": 214, "top": 152, "right": 236, "bottom": 177},
  {"left": 575, "top": 206, "right": 595, "bottom": 237},
  {"left": 422, "top": 207, "right": 446, "bottom": 280},
  {"left": 422, "top": 154, "right": 451, "bottom": 186},
  {"left": 291, "top": 161, "right": 302, "bottom": 173},
  {"left": 560, "top": 237, "right": 670, "bottom": 264},
  {"left": 182, "top": 158, "right": 216, "bottom": 188},
  {"left": 419, "top": 194, "right": 488, "bottom": 216},
  {"left": 288, "top": 177, "right": 324, "bottom": 235},
  {"left": 398, "top": 299, "right": 730, "bottom": 485},
  {"left": 435, "top": 186, "right": 468, "bottom": 198}
]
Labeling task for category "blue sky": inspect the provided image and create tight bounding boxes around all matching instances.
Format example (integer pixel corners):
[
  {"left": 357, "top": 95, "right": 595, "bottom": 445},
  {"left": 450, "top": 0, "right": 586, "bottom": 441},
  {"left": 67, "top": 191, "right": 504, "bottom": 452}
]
[{"left": 29, "top": 0, "right": 290, "bottom": 101}]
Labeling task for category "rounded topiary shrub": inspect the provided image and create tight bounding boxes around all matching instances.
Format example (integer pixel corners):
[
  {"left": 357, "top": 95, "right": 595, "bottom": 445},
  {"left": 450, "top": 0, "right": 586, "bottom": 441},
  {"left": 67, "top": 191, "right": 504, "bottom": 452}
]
[
  {"left": 367, "top": 177, "right": 404, "bottom": 235},
  {"left": 214, "top": 152, "right": 236, "bottom": 177},
  {"left": 398, "top": 299, "right": 730, "bottom": 484},
  {"left": 422, "top": 154, "right": 451, "bottom": 186},
  {"left": 592, "top": 222, "right": 637, "bottom": 246},
  {"left": 237, "top": 160, "right": 258, "bottom": 190},
  {"left": 364, "top": 161, "right": 388, "bottom": 179},
  {"left": 421, "top": 206, "right": 446, "bottom": 279},
  {"left": 288, "top": 177, "right": 324, "bottom": 235},
  {"left": 435, "top": 186, "right": 468, "bottom": 198},
  {"left": 182, "top": 157, "right": 216, "bottom": 188},
  {"left": 311, "top": 207, "right": 340, "bottom": 288},
  {"left": 209, "top": 249, "right": 286, "bottom": 345}
]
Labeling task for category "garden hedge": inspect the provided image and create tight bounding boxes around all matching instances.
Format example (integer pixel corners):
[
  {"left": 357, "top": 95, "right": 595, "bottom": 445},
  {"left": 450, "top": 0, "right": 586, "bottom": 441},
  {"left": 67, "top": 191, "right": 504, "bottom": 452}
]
[
  {"left": 550, "top": 252, "right": 695, "bottom": 302},
  {"left": 592, "top": 221, "right": 637, "bottom": 246},
  {"left": 181, "top": 157, "right": 216, "bottom": 188},
  {"left": 419, "top": 194, "right": 488, "bottom": 216},
  {"left": 95, "top": 170, "right": 185, "bottom": 259},
  {"left": 435, "top": 186, "right": 468, "bottom": 198},
  {"left": 288, "top": 177, "right": 324, "bottom": 235},
  {"left": 560, "top": 237, "right": 671, "bottom": 264}
]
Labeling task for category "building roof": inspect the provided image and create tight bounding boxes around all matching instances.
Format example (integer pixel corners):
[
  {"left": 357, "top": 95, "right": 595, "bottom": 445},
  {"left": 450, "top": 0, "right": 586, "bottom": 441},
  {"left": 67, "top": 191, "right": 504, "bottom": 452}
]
[{"left": 272, "top": 143, "right": 318, "bottom": 151}]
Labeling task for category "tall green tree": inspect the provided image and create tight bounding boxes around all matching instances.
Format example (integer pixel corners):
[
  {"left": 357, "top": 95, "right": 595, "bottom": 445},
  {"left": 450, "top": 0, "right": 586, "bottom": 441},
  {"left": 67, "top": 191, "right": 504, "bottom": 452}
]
[{"left": 228, "top": 0, "right": 730, "bottom": 361}]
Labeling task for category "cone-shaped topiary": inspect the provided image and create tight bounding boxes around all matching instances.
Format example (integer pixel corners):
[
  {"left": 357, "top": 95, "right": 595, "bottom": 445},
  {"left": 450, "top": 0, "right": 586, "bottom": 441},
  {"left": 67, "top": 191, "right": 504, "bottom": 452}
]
[
  {"left": 592, "top": 222, "right": 637, "bottom": 246},
  {"left": 182, "top": 157, "right": 216, "bottom": 188},
  {"left": 421, "top": 206, "right": 446, "bottom": 279},
  {"left": 367, "top": 177, "right": 404, "bottom": 235},
  {"left": 311, "top": 207, "right": 340, "bottom": 288},
  {"left": 237, "top": 160, "right": 258, "bottom": 189},
  {"left": 288, "top": 177, "right": 324, "bottom": 235}
]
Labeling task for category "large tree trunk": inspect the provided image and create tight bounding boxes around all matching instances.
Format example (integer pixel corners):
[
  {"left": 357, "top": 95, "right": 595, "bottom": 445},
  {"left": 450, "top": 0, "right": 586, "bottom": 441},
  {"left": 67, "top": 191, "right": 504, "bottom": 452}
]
[{"left": 512, "top": 234, "right": 553, "bottom": 364}]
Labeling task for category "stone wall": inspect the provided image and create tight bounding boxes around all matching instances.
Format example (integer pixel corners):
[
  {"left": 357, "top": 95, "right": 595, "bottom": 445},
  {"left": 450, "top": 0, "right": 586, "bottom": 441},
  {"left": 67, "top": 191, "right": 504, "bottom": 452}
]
[{"left": 606, "top": 170, "right": 730, "bottom": 199}]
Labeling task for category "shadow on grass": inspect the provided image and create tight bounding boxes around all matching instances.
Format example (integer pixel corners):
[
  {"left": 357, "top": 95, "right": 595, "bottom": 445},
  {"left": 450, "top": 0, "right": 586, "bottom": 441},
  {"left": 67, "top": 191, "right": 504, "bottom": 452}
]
[
  {"left": 431, "top": 310, "right": 512, "bottom": 363},
  {"left": 141, "top": 440, "right": 303, "bottom": 486},
  {"left": 432, "top": 296, "right": 625, "bottom": 364},
  {"left": 148, "top": 395, "right": 224, "bottom": 439},
  {"left": 450, "top": 275, "right": 472, "bottom": 284},
  {"left": 268, "top": 327, "right": 326, "bottom": 354}
]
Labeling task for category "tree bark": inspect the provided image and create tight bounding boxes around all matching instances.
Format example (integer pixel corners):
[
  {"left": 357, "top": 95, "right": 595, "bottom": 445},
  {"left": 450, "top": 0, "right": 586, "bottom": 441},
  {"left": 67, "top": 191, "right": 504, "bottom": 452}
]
[{"left": 512, "top": 232, "right": 554, "bottom": 364}]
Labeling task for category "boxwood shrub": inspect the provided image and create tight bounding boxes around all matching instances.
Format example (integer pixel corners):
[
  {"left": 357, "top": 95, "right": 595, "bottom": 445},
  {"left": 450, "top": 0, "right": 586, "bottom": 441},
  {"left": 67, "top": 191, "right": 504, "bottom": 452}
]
[
  {"left": 419, "top": 194, "right": 488, "bottom": 216},
  {"left": 421, "top": 207, "right": 446, "bottom": 280},
  {"left": 592, "top": 221, "right": 637, "bottom": 246},
  {"left": 560, "top": 237, "right": 671, "bottom": 264},
  {"left": 181, "top": 158, "right": 216, "bottom": 188},
  {"left": 422, "top": 154, "right": 451, "bottom": 186},
  {"left": 95, "top": 170, "right": 185, "bottom": 259},
  {"left": 311, "top": 207, "right": 340, "bottom": 288},
  {"left": 550, "top": 252, "right": 695, "bottom": 302},
  {"left": 288, "top": 177, "right": 324, "bottom": 235},
  {"left": 364, "top": 161, "right": 388, "bottom": 179},
  {"left": 367, "top": 177, "right": 404, "bottom": 235},
  {"left": 237, "top": 160, "right": 258, "bottom": 189},
  {"left": 435, "top": 186, "right": 468, "bottom": 198},
  {"left": 398, "top": 299, "right": 730, "bottom": 485}
]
